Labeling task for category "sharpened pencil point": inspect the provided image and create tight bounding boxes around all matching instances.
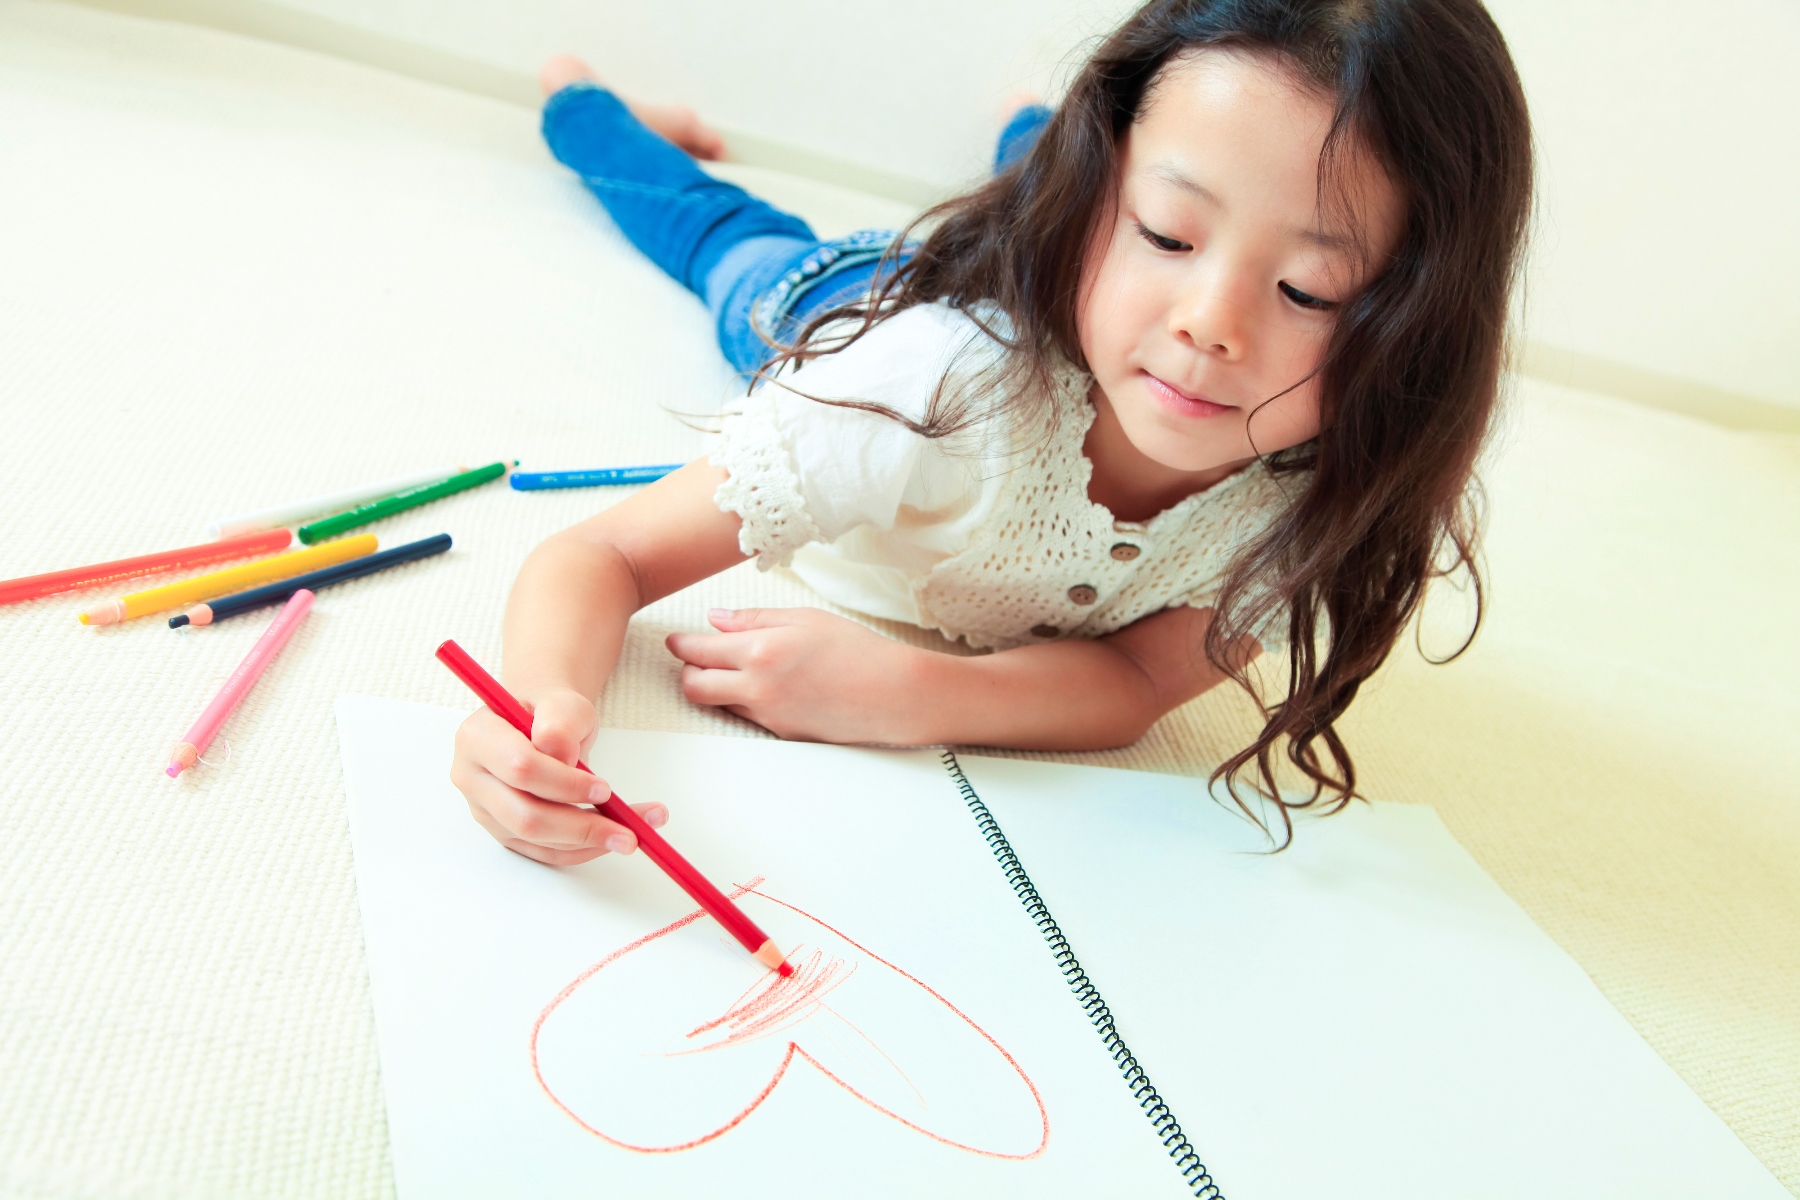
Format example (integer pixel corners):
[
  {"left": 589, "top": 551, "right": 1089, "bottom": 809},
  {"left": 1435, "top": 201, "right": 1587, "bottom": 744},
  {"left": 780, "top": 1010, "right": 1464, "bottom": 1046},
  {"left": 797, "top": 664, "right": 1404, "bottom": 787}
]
[
  {"left": 80, "top": 600, "right": 123, "bottom": 626},
  {"left": 753, "top": 939, "right": 792, "bottom": 976},
  {"left": 167, "top": 743, "right": 199, "bottom": 778}
]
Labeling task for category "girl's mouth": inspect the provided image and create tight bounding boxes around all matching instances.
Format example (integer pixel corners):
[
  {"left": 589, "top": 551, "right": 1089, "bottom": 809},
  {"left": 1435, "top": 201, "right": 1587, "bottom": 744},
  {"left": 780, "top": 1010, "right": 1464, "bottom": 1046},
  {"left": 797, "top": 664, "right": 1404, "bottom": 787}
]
[{"left": 1143, "top": 372, "right": 1236, "bottom": 418}]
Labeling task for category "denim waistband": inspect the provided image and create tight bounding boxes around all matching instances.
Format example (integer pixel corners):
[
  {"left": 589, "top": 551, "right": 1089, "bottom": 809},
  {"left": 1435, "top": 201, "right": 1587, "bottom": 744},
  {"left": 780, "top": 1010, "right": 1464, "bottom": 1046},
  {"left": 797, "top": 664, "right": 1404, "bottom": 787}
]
[{"left": 750, "top": 228, "right": 909, "bottom": 340}]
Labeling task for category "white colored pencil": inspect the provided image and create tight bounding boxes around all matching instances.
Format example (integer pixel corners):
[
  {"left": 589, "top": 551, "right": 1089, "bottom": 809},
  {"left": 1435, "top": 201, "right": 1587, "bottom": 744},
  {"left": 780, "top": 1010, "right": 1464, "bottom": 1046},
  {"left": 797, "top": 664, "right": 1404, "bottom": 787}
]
[{"left": 205, "top": 466, "right": 465, "bottom": 538}]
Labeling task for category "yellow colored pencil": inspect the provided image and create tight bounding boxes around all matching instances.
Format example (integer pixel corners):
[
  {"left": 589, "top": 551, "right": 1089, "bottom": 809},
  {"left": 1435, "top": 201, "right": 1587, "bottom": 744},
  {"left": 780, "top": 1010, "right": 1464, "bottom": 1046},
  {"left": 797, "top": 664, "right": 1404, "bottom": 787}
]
[{"left": 79, "top": 534, "right": 378, "bottom": 625}]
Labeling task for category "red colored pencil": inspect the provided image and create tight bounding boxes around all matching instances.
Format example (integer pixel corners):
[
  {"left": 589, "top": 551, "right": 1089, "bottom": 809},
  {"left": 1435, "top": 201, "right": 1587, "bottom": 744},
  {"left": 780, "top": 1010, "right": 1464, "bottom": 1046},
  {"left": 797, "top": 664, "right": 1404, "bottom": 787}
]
[
  {"left": 435, "top": 639, "right": 794, "bottom": 978},
  {"left": 0, "top": 528, "right": 294, "bottom": 606}
]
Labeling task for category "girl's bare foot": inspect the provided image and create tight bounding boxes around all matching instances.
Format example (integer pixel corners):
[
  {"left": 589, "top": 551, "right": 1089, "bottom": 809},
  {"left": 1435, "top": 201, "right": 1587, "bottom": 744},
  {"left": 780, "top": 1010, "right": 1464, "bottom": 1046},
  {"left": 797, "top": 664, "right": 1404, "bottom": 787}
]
[
  {"left": 539, "top": 53, "right": 596, "bottom": 98},
  {"left": 629, "top": 101, "right": 726, "bottom": 161},
  {"left": 539, "top": 55, "right": 727, "bottom": 162}
]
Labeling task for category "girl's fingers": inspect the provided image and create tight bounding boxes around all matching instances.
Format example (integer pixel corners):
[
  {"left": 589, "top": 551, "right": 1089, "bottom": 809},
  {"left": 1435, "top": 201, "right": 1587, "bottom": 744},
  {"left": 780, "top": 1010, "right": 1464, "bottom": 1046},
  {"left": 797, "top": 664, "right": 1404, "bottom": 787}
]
[
  {"left": 679, "top": 663, "right": 749, "bottom": 707},
  {"left": 500, "top": 837, "right": 608, "bottom": 867},
  {"left": 465, "top": 777, "right": 669, "bottom": 854},
  {"left": 465, "top": 780, "right": 601, "bottom": 863},
  {"left": 465, "top": 793, "right": 595, "bottom": 862},
  {"left": 464, "top": 774, "right": 627, "bottom": 851},
  {"left": 460, "top": 709, "right": 605, "bottom": 806},
  {"left": 452, "top": 708, "right": 674, "bottom": 862},
  {"left": 531, "top": 721, "right": 586, "bottom": 769},
  {"left": 706, "top": 607, "right": 810, "bottom": 632},
  {"left": 529, "top": 690, "right": 600, "bottom": 767},
  {"left": 665, "top": 630, "right": 749, "bottom": 669},
  {"left": 630, "top": 801, "right": 670, "bottom": 830},
  {"left": 503, "top": 804, "right": 666, "bottom": 865},
  {"left": 492, "top": 750, "right": 601, "bottom": 806}
]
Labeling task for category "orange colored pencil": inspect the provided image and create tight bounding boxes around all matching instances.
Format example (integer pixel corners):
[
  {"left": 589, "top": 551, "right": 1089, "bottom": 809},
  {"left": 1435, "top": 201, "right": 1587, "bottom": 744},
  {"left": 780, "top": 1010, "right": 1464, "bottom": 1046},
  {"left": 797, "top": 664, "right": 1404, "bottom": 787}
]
[{"left": 0, "top": 529, "right": 293, "bottom": 606}]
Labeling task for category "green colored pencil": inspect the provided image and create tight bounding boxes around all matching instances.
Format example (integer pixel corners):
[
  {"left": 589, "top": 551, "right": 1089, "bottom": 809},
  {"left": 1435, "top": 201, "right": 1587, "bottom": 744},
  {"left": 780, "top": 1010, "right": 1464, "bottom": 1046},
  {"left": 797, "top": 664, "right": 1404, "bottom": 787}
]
[{"left": 297, "top": 461, "right": 511, "bottom": 544}]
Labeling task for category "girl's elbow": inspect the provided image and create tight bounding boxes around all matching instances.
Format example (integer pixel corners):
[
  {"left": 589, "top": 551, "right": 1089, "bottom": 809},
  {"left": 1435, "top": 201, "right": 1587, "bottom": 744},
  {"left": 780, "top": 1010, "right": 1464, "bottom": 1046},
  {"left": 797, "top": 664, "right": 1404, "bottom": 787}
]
[
  {"left": 1078, "top": 726, "right": 1151, "bottom": 752},
  {"left": 1106, "top": 706, "right": 1161, "bottom": 749},
  {"left": 1060, "top": 694, "right": 1161, "bottom": 751},
  {"left": 521, "top": 528, "right": 639, "bottom": 601}
]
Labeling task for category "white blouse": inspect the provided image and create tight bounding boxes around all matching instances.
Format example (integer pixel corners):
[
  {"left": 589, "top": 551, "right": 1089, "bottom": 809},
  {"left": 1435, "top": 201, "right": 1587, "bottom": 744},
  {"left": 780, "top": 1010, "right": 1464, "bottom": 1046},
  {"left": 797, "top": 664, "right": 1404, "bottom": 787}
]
[{"left": 709, "top": 303, "right": 1295, "bottom": 652}]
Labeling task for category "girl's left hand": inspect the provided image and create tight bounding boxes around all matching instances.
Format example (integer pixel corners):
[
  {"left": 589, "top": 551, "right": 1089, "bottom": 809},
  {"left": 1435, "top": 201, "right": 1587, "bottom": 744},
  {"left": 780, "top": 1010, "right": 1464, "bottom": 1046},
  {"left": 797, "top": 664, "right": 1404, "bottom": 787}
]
[{"left": 666, "top": 608, "right": 926, "bottom": 744}]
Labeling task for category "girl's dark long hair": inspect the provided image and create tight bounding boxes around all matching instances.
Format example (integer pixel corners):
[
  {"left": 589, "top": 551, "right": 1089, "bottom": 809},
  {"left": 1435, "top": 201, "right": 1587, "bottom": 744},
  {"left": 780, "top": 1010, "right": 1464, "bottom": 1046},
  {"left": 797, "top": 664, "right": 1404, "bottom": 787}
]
[{"left": 768, "top": 0, "right": 1532, "bottom": 844}]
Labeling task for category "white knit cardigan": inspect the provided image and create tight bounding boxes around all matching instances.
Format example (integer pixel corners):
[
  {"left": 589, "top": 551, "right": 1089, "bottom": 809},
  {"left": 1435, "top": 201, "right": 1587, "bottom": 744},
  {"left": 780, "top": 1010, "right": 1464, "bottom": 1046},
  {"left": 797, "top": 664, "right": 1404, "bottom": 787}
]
[{"left": 711, "top": 303, "right": 1295, "bottom": 652}]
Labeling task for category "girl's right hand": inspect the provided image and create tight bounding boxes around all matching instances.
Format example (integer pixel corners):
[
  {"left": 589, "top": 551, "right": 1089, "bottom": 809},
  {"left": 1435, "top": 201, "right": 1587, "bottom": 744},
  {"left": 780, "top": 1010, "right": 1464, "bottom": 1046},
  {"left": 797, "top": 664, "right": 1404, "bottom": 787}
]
[{"left": 450, "top": 687, "right": 668, "bottom": 867}]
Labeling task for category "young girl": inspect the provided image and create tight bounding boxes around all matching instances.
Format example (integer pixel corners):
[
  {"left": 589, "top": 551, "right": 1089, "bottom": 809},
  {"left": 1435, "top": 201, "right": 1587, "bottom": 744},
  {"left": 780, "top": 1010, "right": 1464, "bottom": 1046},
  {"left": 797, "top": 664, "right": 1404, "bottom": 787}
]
[{"left": 451, "top": 0, "right": 1532, "bottom": 864}]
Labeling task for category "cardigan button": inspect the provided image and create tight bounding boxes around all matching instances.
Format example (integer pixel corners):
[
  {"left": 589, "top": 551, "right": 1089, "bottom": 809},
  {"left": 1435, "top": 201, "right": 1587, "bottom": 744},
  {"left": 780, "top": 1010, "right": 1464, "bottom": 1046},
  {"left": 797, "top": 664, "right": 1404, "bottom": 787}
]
[
  {"left": 1067, "top": 585, "right": 1098, "bottom": 606},
  {"left": 1030, "top": 623, "right": 1061, "bottom": 639},
  {"left": 1109, "top": 542, "right": 1141, "bottom": 561}
]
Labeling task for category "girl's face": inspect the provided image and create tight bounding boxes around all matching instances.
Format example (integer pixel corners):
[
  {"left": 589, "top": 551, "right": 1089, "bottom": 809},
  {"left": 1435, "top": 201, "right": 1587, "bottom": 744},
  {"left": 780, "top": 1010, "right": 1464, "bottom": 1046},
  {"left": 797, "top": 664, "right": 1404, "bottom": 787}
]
[{"left": 1077, "top": 50, "right": 1404, "bottom": 480}]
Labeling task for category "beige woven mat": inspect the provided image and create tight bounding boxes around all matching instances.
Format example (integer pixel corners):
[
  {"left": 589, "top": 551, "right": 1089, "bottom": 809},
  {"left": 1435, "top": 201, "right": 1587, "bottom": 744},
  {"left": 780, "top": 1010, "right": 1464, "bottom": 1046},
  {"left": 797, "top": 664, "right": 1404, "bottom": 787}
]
[{"left": 0, "top": 2, "right": 1793, "bottom": 1195}]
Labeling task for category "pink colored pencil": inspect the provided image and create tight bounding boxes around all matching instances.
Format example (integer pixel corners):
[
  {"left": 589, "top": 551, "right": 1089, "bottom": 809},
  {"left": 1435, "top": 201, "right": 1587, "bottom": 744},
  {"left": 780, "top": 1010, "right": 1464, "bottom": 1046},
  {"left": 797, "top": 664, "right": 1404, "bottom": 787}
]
[
  {"left": 0, "top": 528, "right": 293, "bottom": 606},
  {"left": 166, "top": 590, "right": 314, "bottom": 778}
]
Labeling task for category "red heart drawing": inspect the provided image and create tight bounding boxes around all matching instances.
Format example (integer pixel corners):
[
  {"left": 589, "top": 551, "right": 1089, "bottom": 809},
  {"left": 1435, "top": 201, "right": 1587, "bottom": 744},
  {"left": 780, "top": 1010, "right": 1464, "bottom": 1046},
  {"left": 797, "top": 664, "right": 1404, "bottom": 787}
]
[{"left": 531, "top": 880, "right": 1049, "bottom": 1158}]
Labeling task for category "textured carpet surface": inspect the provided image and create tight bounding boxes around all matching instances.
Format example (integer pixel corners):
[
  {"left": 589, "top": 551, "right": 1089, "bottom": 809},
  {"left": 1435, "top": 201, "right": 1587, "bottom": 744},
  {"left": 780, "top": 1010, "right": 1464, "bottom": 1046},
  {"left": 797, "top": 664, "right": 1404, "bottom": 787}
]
[{"left": 0, "top": 3, "right": 1794, "bottom": 1196}]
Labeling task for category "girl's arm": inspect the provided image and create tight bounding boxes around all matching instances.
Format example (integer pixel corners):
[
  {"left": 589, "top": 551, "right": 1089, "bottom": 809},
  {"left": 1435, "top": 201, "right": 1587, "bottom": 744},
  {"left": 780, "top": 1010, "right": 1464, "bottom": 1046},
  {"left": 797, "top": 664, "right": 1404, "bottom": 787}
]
[
  {"left": 920, "top": 604, "right": 1254, "bottom": 747},
  {"left": 669, "top": 599, "right": 1256, "bottom": 751},
  {"left": 450, "top": 462, "right": 746, "bottom": 866},
  {"left": 457, "top": 459, "right": 1254, "bottom": 864}
]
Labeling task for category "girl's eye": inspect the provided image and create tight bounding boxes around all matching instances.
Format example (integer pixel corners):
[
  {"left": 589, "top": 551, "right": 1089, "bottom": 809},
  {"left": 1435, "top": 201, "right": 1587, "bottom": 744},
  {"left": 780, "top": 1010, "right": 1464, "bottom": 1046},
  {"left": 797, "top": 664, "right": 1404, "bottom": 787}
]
[
  {"left": 1278, "top": 280, "right": 1336, "bottom": 311},
  {"left": 1135, "top": 221, "right": 1190, "bottom": 253}
]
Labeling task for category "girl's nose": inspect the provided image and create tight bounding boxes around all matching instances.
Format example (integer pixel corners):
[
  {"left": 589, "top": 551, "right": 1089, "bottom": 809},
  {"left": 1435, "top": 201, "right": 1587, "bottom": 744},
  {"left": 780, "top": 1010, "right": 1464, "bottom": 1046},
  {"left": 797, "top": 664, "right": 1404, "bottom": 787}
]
[{"left": 1170, "top": 277, "right": 1251, "bottom": 361}]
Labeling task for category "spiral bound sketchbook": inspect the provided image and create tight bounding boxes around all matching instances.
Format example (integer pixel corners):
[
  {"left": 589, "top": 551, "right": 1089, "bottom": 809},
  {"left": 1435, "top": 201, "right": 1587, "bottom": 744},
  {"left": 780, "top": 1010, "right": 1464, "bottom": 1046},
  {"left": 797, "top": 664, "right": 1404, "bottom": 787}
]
[{"left": 335, "top": 695, "right": 1785, "bottom": 1200}]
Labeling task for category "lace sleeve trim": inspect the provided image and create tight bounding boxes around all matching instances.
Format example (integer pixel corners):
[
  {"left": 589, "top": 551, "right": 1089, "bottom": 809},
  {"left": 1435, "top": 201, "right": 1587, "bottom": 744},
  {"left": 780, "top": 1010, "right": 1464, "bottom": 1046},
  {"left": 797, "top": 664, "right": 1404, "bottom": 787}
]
[{"left": 710, "top": 393, "right": 824, "bottom": 570}]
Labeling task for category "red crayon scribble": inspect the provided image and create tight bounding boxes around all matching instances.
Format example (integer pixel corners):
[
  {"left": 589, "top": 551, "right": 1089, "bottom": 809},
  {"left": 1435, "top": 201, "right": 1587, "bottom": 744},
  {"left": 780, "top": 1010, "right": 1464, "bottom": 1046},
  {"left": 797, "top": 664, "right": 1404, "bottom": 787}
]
[
  {"left": 529, "top": 879, "right": 1049, "bottom": 1160},
  {"left": 678, "top": 946, "right": 856, "bottom": 1050}
]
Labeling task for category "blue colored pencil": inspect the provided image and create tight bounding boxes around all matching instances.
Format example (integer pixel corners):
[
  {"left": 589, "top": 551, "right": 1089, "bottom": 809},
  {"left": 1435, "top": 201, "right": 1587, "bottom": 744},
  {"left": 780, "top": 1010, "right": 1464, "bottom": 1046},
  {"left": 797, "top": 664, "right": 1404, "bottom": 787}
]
[
  {"left": 169, "top": 534, "right": 452, "bottom": 627},
  {"left": 509, "top": 465, "right": 683, "bottom": 490}
]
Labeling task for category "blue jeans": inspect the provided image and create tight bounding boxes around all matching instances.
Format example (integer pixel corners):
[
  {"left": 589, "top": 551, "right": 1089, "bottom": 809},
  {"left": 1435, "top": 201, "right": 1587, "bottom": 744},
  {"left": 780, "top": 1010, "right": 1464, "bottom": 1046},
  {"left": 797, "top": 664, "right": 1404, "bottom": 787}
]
[{"left": 542, "top": 83, "right": 1051, "bottom": 375}]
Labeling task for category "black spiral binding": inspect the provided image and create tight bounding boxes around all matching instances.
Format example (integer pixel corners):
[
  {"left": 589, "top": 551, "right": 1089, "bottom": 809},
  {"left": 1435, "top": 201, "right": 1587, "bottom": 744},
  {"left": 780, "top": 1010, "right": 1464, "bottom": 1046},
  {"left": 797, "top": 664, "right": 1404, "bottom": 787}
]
[{"left": 940, "top": 750, "right": 1224, "bottom": 1200}]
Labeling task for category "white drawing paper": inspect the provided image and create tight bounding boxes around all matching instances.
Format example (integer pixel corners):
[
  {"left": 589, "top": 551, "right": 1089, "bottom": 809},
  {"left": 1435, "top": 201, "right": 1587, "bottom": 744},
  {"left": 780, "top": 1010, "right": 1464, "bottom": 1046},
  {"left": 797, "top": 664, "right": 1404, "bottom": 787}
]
[
  {"left": 336, "top": 695, "right": 1179, "bottom": 1200},
  {"left": 954, "top": 753, "right": 1788, "bottom": 1199},
  {"left": 337, "top": 695, "right": 1786, "bottom": 1199}
]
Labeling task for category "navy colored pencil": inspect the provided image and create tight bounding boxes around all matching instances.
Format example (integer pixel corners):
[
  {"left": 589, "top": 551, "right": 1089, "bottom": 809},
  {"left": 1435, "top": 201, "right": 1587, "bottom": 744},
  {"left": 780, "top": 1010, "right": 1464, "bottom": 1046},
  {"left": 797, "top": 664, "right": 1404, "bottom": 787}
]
[
  {"left": 169, "top": 533, "right": 452, "bottom": 627},
  {"left": 509, "top": 464, "right": 682, "bottom": 490}
]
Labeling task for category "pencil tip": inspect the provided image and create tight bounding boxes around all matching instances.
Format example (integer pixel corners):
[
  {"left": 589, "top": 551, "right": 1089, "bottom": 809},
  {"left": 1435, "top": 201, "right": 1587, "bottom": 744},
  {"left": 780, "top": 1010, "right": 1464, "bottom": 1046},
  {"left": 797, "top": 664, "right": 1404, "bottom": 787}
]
[
  {"left": 752, "top": 938, "right": 793, "bottom": 976},
  {"left": 169, "top": 615, "right": 189, "bottom": 628},
  {"left": 167, "top": 743, "right": 198, "bottom": 777},
  {"left": 81, "top": 601, "right": 121, "bottom": 626}
]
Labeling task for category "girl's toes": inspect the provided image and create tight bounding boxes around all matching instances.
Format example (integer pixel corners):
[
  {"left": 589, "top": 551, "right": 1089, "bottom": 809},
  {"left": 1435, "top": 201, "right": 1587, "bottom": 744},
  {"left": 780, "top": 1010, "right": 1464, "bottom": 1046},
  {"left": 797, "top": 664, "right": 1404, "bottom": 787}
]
[
  {"left": 689, "top": 122, "right": 727, "bottom": 162},
  {"left": 634, "top": 102, "right": 726, "bottom": 161},
  {"left": 1000, "top": 91, "right": 1044, "bottom": 123},
  {"left": 540, "top": 54, "right": 597, "bottom": 98}
]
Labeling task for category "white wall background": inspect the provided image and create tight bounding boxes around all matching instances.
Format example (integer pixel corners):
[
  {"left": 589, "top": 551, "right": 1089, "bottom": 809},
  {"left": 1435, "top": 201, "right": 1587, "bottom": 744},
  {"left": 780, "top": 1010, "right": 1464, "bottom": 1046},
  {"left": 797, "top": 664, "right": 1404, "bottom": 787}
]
[
  {"left": 258, "top": 0, "right": 1133, "bottom": 189},
  {"left": 93, "top": 0, "right": 1800, "bottom": 412},
  {"left": 1486, "top": 0, "right": 1800, "bottom": 413}
]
